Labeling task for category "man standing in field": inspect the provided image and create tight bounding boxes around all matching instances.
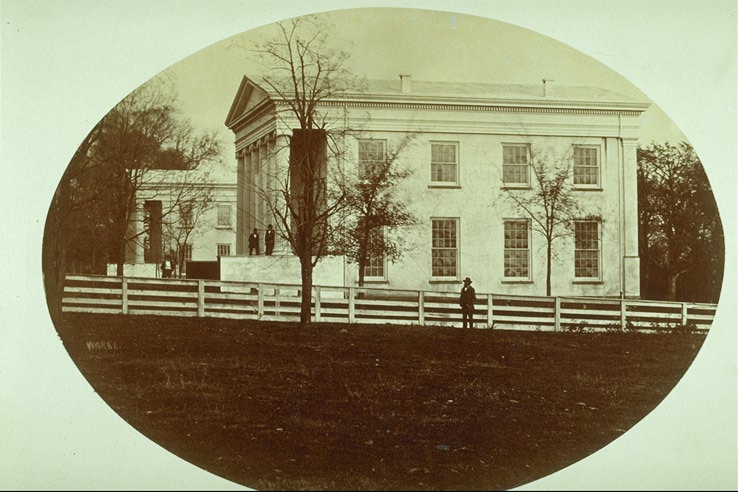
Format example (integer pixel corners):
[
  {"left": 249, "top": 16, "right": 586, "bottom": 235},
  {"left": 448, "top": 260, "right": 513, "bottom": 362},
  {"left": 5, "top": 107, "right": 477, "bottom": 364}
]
[{"left": 460, "top": 277, "right": 476, "bottom": 329}]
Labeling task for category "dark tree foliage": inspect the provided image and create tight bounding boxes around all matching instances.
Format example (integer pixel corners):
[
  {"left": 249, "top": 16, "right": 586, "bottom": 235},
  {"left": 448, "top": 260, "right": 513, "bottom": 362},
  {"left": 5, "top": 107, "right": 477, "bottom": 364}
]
[
  {"left": 637, "top": 141, "right": 724, "bottom": 302},
  {"left": 43, "top": 80, "right": 221, "bottom": 319}
]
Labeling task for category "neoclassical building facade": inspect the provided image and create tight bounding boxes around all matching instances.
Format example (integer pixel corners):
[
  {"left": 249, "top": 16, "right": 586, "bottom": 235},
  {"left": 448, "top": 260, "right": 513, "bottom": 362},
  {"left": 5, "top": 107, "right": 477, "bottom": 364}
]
[
  {"left": 118, "top": 167, "right": 237, "bottom": 277},
  {"left": 225, "top": 75, "right": 649, "bottom": 298}
]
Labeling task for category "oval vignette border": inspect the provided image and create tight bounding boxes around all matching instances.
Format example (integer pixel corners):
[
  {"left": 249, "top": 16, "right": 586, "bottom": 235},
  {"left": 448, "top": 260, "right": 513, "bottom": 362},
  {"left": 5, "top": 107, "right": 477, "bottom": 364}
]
[{"left": 2, "top": 1, "right": 736, "bottom": 491}]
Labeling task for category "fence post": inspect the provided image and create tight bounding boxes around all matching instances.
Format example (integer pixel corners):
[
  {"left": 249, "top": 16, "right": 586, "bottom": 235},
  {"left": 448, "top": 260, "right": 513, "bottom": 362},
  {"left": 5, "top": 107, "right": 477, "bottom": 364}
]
[
  {"left": 121, "top": 277, "right": 128, "bottom": 315},
  {"left": 274, "top": 287, "right": 280, "bottom": 318},
  {"left": 348, "top": 287, "right": 355, "bottom": 323},
  {"left": 418, "top": 291, "right": 425, "bottom": 325},
  {"left": 554, "top": 297, "right": 561, "bottom": 332},
  {"left": 681, "top": 302, "right": 688, "bottom": 326},
  {"left": 257, "top": 283, "right": 264, "bottom": 317},
  {"left": 314, "top": 286, "right": 321, "bottom": 322},
  {"left": 197, "top": 280, "right": 205, "bottom": 317},
  {"left": 487, "top": 294, "right": 494, "bottom": 329},
  {"left": 620, "top": 298, "right": 627, "bottom": 331}
]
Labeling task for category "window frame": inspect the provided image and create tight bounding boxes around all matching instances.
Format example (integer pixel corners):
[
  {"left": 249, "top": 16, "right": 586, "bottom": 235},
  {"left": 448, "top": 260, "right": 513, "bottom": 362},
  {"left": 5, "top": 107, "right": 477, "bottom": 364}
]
[
  {"left": 501, "top": 143, "right": 531, "bottom": 188},
  {"left": 429, "top": 141, "right": 460, "bottom": 187},
  {"left": 357, "top": 139, "right": 387, "bottom": 180},
  {"left": 430, "top": 217, "right": 459, "bottom": 280},
  {"left": 217, "top": 243, "right": 231, "bottom": 258},
  {"left": 573, "top": 220, "right": 602, "bottom": 280},
  {"left": 572, "top": 145, "right": 602, "bottom": 189},
  {"left": 216, "top": 204, "right": 232, "bottom": 229},
  {"left": 503, "top": 219, "right": 532, "bottom": 281},
  {"left": 182, "top": 243, "right": 193, "bottom": 262},
  {"left": 362, "top": 226, "right": 387, "bottom": 281}
]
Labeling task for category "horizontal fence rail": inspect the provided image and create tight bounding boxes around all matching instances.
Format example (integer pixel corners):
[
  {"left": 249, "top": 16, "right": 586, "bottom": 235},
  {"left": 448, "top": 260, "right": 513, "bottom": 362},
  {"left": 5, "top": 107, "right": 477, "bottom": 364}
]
[{"left": 62, "top": 275, "right": 718, "bottom": 332}]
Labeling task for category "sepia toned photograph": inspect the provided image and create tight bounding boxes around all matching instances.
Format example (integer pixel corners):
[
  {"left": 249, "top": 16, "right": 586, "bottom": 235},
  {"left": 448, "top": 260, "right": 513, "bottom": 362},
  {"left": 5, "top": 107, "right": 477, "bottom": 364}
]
[{"left": 3, "top": 1, "right": 736, "bottom": 490}]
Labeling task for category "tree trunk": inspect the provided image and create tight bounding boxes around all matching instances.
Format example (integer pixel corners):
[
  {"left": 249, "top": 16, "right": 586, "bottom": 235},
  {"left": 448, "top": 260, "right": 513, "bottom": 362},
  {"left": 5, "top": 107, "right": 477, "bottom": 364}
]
[
  {"left": 299, "top": 253, "right": 313, "bottom": 327},
  {"left": 666, "top": 272, "right": 679, "bottom": 301},
  {"left": 546, "top": 240, "right": 552, "bottom": 297}
]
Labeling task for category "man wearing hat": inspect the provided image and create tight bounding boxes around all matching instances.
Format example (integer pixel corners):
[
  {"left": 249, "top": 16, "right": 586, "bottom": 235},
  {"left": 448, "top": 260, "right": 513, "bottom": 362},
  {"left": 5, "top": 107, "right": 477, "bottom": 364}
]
[{"left": 459, "top": 277, "right": 476, "bottom": 329}]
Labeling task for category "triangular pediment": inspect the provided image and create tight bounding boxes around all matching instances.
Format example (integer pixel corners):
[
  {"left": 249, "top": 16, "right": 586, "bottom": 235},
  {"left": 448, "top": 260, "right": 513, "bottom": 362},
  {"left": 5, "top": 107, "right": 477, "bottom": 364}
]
[{"left": 224, "top": 76, "right": 271, "bottom": 128}]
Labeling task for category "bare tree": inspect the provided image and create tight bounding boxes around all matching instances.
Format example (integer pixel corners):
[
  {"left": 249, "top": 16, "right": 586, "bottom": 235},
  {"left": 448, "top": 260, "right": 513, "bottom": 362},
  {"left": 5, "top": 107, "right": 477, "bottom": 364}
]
[
  {"left": 43, "top": 78, "right": 222, "bottom": 315},
  {"left": 638, "top": 141, "right": 723, "bottom": 302},
  {"left": 250, "top": 16, "right": 362, "bottom": 325},
  {"left": 92, "top": 81, "right": 222, "bottom": 275},
  {"left": 160, "top": 182, "right": 215, "bottom": 277},
  {"left": 332, "top": 136, "right": 417, "bottom": 287},
  {"left": 503, "top": 147, "right": 599, "bottom": 296}
]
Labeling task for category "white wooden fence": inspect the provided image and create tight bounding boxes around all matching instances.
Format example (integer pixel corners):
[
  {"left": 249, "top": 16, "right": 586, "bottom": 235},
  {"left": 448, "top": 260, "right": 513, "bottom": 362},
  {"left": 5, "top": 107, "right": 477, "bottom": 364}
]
[{"left": 61, "top": 274, "right": 717, "bottom": 332}]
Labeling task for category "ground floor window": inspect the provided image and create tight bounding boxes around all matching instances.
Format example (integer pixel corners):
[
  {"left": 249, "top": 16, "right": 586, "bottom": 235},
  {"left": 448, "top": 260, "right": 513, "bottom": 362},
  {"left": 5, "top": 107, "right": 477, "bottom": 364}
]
[
  {"left": 431, "top": 218, "right": 458, "bottom": 278},
  {"left": 217, "top": 243, "right": 231, "bottom": 258},
  {"left": 364, "top": 227, "right": 386, "bottom": 279},
  {"left": 182, "top": 243, "right": 193, "bottom": 262},
  {"left": 574, "top": 220, "right": 600, "bottom": 278},
  {"left": 504, "top": 220, "right": 530, "bottom": 279}
]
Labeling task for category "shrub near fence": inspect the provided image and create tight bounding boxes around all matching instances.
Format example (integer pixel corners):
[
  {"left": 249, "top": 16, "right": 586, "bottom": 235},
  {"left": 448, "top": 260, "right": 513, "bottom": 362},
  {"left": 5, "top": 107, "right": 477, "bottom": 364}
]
[{"left": 61, "top": 275, "right": 717, "bottom": 332}]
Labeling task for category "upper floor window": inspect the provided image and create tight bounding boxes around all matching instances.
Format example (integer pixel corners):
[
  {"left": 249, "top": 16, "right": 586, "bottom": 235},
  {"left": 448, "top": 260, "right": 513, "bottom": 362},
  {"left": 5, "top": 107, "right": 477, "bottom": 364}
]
[
  {"left": 502, "top": 144, "right": 530, "bottom": 187},
  {"left": 504, "top": 220, "right": 531, "bottom": 279},
  {"left": 572, "top": 145, "right": 600, "bottom": 188},
  {"left": 358, "top": 139, "right": 386, "bottom": 179},
  {"left": 217, "top": 204, "right": 232, "bottom": 228},
  {"left": 431, "top": 218, "right": 458, "bottom": 278},
  {"left": 430, "top": 142, "right": 459, "bottom": 185},
  {"left": 574, "top": 220, "right": 600, "bottom": 278}
]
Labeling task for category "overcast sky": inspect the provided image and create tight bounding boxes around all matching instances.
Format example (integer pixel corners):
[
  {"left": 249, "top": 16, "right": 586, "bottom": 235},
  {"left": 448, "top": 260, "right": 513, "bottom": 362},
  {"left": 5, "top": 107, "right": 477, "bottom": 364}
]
[{"left": 161, "top": 8, "right": 684, "bottom": 144}]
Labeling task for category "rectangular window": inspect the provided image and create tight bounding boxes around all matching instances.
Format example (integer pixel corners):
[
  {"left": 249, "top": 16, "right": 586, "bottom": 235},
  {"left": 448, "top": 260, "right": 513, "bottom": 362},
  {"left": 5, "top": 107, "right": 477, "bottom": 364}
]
[
  {"left": 182, "top": 243, "right": 193, "bottom": 262},
  {"left": 364, "top": 227, "right": 386, "bottom": 279},
  {"left": 502, "top": 144, "right": 530, "bottom": 186},
  {"left": 358, "top": 139, "right": 386, "bottom": 179},
  {"left": 574, "top": 221, "right": 600, "bottom": 278},
  {"left": 504, "top": 220, "right": 530, "bottom": 278},
  {"left": 430, "top": 142, "right": 459, "bottom": 185},
  {"left": 217, "top": 243, "right": 231, "bottom": 257},
  {"left": 431, "top": 218, "right": 458, "bottom": 278},
  {"left": 573, "top": 145, "right": 600, "bottom": 187},
  {"left": 216, "top": 204, "right": 232, "bottom": 228},
  {"left": 179, "top": 202, "right": 193, "bottom": 227}
]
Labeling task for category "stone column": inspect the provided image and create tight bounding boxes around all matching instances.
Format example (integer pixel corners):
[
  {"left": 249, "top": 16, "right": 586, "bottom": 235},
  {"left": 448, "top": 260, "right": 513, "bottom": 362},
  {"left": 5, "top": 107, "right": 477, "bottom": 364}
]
[
  {"left": 274, "top": 133, "right": 291, "bottom": 253},
  {"left": 236, "top": 149, "right": 246, "bottom": 255},
  {"left": 622, "top": 138, "right": 640, "bottom": 298},
  {"left": 127, "top": 199, "right": 144, "bottom": 264}
]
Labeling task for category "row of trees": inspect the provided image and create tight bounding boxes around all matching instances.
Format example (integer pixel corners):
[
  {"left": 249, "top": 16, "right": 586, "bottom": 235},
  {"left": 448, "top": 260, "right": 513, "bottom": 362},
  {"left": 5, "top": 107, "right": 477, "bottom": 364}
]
[
  {"left": 638, "top": 142, "right": 723, "bottom": 302},
  {"left": 43, "top": 80, "right": 223, "bottom": 319}
]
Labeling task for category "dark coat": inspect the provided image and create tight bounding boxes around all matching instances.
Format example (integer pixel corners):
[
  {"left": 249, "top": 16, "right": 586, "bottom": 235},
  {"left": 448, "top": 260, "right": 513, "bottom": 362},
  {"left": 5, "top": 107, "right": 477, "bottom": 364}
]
[
  {"left": 460, "top": 285, "right": 476, "bottom": 308},
  {"left": 265, "top": 229, "right": 275, "bottom": 245},
  {"left": 248, "top": 233, "right": 259, "bottom": 248}
]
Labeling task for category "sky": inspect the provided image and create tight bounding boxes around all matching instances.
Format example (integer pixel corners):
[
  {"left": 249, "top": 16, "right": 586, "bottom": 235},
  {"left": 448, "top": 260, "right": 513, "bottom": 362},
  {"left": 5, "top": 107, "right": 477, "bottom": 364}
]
[
  {"left": 1, "top": 1, "right": 736, "bottom": 491},
  {"left": 162, "top": 8, "right": 685, "bottom": 144}
]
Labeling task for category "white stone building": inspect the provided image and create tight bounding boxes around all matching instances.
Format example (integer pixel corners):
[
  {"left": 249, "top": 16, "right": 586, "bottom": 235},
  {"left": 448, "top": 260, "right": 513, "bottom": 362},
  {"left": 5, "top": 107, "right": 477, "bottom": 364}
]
[
  {"left": 112, "top": 165, "right": 237, "bottom": 277},
  {"left": 224, "top": 75, "right": 649, "bottom": 298}
]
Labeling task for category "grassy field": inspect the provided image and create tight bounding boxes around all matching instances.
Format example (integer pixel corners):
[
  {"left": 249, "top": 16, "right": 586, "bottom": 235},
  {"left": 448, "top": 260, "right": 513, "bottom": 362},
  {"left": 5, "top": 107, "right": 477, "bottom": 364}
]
[{"left": 56, "top": 313, "right": 706, "bottom": 490}]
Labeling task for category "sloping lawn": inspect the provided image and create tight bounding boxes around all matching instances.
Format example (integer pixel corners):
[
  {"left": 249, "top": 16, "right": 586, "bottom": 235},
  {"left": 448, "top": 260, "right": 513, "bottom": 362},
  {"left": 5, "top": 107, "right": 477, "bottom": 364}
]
[{"left": 56, "top": 313, "right": 705, "bottom": 490}]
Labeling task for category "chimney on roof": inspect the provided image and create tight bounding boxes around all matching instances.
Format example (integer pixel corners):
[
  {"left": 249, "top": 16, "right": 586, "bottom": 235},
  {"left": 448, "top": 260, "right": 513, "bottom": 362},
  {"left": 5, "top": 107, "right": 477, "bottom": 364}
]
[
  {"left": 400, "top": 74, "right": 412, "bottom": 94},
  {"left": 542, "top": 78, "right": 555, "bottom": 97}
]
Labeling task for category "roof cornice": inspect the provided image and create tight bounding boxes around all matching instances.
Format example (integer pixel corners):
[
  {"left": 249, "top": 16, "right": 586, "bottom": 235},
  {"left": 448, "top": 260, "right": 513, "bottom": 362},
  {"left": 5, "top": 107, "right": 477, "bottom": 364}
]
[{"left": 272, "top": 95, "right": 649, "bottom": 116}]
